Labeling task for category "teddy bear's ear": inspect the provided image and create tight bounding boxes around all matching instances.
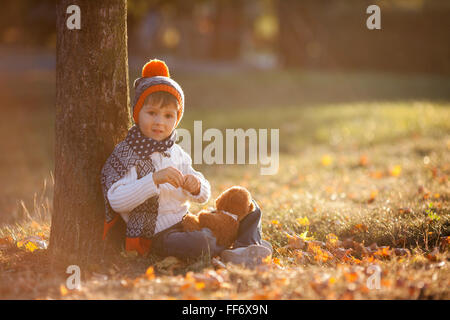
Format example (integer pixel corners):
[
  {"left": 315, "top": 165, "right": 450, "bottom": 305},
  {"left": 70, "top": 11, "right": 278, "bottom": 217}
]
[
  {"left": 215, "top": 194, "right": 224, "bottom": 210},
  {"left": 248, "top": 200, "right": 255, "bottom": 213}
]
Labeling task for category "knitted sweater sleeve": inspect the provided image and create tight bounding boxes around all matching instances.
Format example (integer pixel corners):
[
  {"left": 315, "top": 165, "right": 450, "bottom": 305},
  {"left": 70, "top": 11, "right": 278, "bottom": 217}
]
[
  {"left": 107, "top": 166, "right": 160, "bottom": 214},
  {"left": 179, "top": 148, "right": 211, "bottom": 205}
]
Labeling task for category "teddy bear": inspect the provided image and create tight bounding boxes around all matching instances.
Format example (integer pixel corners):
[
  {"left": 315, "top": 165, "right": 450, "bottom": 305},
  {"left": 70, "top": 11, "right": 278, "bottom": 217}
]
[{"left": 181, "top": 186, "right": 255, "bottom": 248}]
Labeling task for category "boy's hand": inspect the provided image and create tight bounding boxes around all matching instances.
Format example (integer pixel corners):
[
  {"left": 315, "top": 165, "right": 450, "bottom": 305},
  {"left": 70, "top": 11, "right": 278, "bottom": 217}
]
[
  {"left": 182, "top": 174, "right": 201, "bottom": 195},
  {"left": 153, "top": 167, "right": 184, "bottom": 188}
]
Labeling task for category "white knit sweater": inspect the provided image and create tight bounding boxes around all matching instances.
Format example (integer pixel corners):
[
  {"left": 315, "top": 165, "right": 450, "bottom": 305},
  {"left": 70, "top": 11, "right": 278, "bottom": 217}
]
[{"left": 107, "top": 143, "right": 211, "bottom": 234}]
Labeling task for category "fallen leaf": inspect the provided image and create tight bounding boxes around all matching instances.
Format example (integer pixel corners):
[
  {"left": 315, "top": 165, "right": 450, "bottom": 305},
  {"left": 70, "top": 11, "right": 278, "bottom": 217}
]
[
  {"left": 359, "top": 155, "right": 369, "bottom": 167},
  {"left": 272, "top": 257, "right": 281, "bottom": 265},
  {"left": 359, "top": 284, "right": 370, "bottom": 294},
  {"left": 195, "top": 282, "right": 205, "bottom": 290},
  {"left": 352, "top": 223, "right": 368, "bottom": 233},
  {"left": 24, "top": 241, "right": 38, "bottom": 252},
  {"left": 192, "top": 271, "right": 224, "bottom": 290},
  {"left": 275, "top": 277, "right": 288, "bottom": 286},
  {"left": 180, "top": 283, "right": 192, "bottom": 291},
  {"left": 368, "top": 190, "right": 378, "bottom": 204},
  {"left": 381, "top": 279, "right": 392, "bottom": 288},
  {"left": 326, "top": 233, "right": 339, "bottom": 249},
  {"left": 16, "top": 236, "right": 47, "bottom": 252},
  {"left": 333, "top": 248, "right": 353, "bottom": 260},
  {"left": 308, "top": 242, "right": 332, "bottom": 263},
  {"left": 296, "top": 217, "right": 310, "bottom": 226},
  {"left": 389, "top": 165, "right": 402, "bottom": 177},
  {"left": 373, "top": 246, "right": 391, "bottom": 258},
  {"left": 350, "top": 256, "right": 362, "bottom": 264},
  {"left": 145, "top": 266, "right": 155, "bottom": 280},
  {"left": 342, "top": 238, "right": 356, "bottom": 249},
  {"left": 321, "top": 155, "right": 333, "bottom": 167},
  {"left": 299, "top": 230, "right": 314, "bottom": 241},
  {"left": 285, "top": 232, "right": 306, "bottom": 250},
  {"left": 262, "top": 255, "right": 272, "bottom": 265},
  {"left": 370, "top": 171, "right": 384, "bottom": 179},
  {"left": 344, "top": 271, "right": 358, "bottom": 283},
  {"left": 60, "top": 284, "right": 68, "bottom": 296},
  {"left": 441, "top": 236, "right": 450, "bottom": 250},
  {"left": 426, "top": 247, "right": 440, "bottom": 262}
]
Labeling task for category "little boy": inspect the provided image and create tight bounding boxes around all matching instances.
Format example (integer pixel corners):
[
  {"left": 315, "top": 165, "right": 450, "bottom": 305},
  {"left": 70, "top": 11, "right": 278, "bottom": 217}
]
[{"left": 101, "top": 59, "right": 271, "bottom": 266}]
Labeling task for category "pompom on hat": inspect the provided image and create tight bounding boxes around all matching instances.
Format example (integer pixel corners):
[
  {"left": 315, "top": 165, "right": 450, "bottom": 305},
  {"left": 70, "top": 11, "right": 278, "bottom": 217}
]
[{"left": 132, "top": 59, "right": 184, "bottom": 126}]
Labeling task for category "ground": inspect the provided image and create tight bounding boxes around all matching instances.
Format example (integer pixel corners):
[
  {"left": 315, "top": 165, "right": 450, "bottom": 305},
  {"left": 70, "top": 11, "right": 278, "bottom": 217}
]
[{"left": 0, "top": 53, "right": 449, "bottom": 299}]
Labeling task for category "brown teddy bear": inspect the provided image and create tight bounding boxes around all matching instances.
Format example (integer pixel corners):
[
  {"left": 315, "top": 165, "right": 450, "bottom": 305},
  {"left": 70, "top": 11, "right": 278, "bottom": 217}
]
[{"left": 181, "top": 186, "right": 255, "bottom": 248}]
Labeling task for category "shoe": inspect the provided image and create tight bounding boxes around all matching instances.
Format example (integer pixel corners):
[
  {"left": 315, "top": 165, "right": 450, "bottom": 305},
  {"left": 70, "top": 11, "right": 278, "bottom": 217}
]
[
  {"left": 220, "top": 244, "right": 271, "bottom": 268},
  {"left": 261, "top": 240, "right": 273, "bottom": 254}
]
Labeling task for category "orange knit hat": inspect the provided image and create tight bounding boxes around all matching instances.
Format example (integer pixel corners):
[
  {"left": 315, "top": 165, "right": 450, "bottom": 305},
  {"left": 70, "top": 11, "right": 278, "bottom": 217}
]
[{"left": 132, "top": 59, "right": 184, "bottom": 126}]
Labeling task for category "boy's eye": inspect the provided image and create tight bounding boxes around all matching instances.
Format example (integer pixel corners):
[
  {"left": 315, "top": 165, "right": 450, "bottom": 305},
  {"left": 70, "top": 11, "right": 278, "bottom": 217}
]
[
  {"left": 148, "top": 111, "right": 156, "bottom": 115},
  {"left": 165, "top": 114, "right": 174, "bottom": 119}
]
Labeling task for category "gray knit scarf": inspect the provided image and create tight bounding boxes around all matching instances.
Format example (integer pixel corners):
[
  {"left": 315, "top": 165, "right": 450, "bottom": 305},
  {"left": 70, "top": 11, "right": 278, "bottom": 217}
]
[{"left": 101, "top": 125, "right": 177, "bottom": 239}]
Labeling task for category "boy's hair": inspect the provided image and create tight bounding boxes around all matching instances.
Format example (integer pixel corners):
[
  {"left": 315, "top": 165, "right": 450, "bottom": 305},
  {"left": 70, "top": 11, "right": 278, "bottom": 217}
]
[{"left": 144, "top": 91, "right": 179, "bottom": 110}]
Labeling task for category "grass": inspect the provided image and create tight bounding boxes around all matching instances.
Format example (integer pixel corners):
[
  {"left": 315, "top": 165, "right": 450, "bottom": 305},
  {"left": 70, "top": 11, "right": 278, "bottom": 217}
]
[{"left": 0, "top": 65, "right": 449, "bottom": 299}]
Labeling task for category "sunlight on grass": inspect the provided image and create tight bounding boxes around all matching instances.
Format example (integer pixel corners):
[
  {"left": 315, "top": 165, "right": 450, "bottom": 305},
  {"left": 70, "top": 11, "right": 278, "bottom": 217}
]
[
  {"left": 1, "top": 68, "right": 450, "bottom": 300},
  {"left": 180, "top": 100, "right": 450, "bottom": 153}
]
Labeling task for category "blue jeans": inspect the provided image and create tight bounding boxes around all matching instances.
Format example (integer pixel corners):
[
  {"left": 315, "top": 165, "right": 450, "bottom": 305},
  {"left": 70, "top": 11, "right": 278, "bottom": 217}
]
[{"left": 151, "top": 199, "right": 263, "bottom": 259}]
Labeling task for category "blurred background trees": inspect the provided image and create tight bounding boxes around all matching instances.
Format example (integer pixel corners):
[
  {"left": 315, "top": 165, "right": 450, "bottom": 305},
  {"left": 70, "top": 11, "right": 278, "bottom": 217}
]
[
  {"left": 0, "top": 0, "right": 56, "bottom": 48},
  {"left": 1, "top": 0, "right": 449, "bottom": 74}
]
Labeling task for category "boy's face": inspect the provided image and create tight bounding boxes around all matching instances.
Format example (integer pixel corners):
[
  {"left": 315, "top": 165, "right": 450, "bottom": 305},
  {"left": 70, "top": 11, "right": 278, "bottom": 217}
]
[{"left": 138, "top": 100, "right": 178, "bottom": 141}]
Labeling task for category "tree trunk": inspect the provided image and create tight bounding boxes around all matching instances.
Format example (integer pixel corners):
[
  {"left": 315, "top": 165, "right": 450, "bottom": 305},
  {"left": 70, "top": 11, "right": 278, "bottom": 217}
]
[
  {"left": 50, "top": 0, "right": 130, "bottom": 267},
  {"left": 276, "top": 0, "right": 310, "bottom": 68},
  {"left": 210, "top": 0, "right": 243, "bottom": 61}
]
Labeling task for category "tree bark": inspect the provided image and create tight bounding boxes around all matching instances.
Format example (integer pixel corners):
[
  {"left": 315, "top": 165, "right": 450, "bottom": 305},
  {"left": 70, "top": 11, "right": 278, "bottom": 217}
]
[
  {"left": 210, "top": 0, "right": 243, "bottom": 61},
  {"left": 50, "top": 0, "right": 130, "bottom": 267}
]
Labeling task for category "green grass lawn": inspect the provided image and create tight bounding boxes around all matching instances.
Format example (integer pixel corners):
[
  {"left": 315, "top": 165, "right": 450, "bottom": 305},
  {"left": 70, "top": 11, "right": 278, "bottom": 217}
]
[{"left": 0, "top": 68, "right": 449, "bottom": 299}]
